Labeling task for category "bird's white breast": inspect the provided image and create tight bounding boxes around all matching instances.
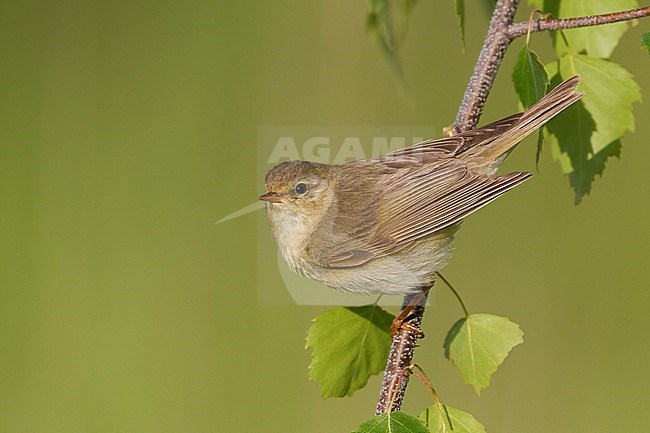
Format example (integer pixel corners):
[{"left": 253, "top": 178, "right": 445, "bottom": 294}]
[{"left": 265, "top": 204, "right": 315, "bottom": 274}]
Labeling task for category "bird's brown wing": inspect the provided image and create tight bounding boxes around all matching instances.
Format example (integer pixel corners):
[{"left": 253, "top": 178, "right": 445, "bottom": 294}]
[
  {"left": 309, "top": 156, "right": 530, "bottom": 268},
  {"left": 307, "top": 76, "right": 582, "bottom": 268}
]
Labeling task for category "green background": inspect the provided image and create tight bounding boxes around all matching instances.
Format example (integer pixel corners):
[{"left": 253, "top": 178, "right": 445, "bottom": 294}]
[{"left": 1, "top": 1, "right": 649, "bottom": 432}]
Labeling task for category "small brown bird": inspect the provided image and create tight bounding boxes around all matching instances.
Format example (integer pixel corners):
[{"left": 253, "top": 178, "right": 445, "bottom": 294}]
[{"left": 260, "top": 76, "right": 583, "bottom": 296}]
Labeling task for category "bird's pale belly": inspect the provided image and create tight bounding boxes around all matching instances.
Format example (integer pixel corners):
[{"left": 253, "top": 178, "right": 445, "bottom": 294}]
[{"left": 293, "top": 226, "right": 458, "bottom": 295}]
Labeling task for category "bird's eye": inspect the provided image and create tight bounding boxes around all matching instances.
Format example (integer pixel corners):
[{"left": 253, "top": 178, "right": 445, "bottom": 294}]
[{"left": 295, "top": 182, "right": 308, "bottom": 195}]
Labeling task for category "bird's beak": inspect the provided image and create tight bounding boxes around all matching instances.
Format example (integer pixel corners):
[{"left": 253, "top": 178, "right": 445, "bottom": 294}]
[{"left": 259, "top": 192, "right": 285, "bottom": 203}]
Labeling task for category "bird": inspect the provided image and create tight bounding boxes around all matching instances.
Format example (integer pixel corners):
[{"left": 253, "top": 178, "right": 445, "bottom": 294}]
[{"left": 260, "top": 76, "right": 583, "bottom": 296}]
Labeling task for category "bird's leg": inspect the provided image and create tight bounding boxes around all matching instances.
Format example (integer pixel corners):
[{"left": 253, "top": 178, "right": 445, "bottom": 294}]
[{"left": 390, "top": 286, "right": 430, "bottom": 337}]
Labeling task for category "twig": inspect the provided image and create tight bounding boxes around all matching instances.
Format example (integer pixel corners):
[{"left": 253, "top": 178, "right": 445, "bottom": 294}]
[
  {"left": 376, "top": 0, "right": 650, "bottom": 414},
  {"left": 451, "top": 0, "right": 520, "bottom": 135},
  {"left": 375, "top": 286, "right": 430, "bottom": 414},
  {"left": 509, "top": 7, "right": 650, "bottom": 39}
]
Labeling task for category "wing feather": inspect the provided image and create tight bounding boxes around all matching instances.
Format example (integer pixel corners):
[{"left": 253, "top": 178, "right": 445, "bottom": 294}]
[
  {"left": 307, "top": 76, "right": 582, "bottom": 268},
  {"left": 310, "top": 157, "right": 531, "bottom": 268}
]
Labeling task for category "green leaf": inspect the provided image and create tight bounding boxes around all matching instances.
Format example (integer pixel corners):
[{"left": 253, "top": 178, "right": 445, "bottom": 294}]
[
  {"left": 367, "top": 0, "right": 401, "bottom": 78},
  {"left": 546, "top": 90, "right": 622, "bottom": 203},
  {"left": 551, "top": 136, "right": 621, "bottom": 204},
  {"left": 444, "top": 313, "right": 524, "bottom": 394},
  {"left": 512, "top": 44, "right": 549, "bottom": 109},
  {"left": 544, "top": 55, "right": 639, "bottom": 202},
  {"left": 367, "top": 0, "right": 419, "bottom": 83},
  {"left": 454, "top": 0, "right": 465, "bottom": 49},
  {"left": 545, "top": 74, "right": 595, "bottom": 173},
  {"left": 528, "top": 0, "right": 545, "bottom": 11},
  {"left": 535, "top": 128, "right": 544, "bottom": 170},
  {"left": 353, "top": 411, "right": 429, "bottom": 433},
  {"left": 528, "top": 27, "right": 639, "bottom": 203},
  {"left": 558, "top": 54, "right": 640, "bottom": 154},
  {"left": 546, "top": 0, "right": 638, "bottom": 58},
  {"left": 419, "top": 404, "right": 486, "bottom": 433},
  {"left": 306, "top": 305, "right": 394, "bottom": 398},
  {"left": 642, "top": 32, "right": 650, "bottom": 55}
]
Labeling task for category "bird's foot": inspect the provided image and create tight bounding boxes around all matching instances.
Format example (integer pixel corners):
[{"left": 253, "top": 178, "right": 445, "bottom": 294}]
[{"left": 390, "top": 305, "right": 425, "bottom": 338}]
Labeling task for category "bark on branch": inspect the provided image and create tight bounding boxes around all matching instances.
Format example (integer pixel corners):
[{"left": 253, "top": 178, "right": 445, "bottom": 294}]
[
  {"left": 452, "top": 0, "right": 520, "bottom": 135},
  {"left": 375, "top": 288, "right": 429, "bottom": 414},
  {"left": 509, "top": 7, "right": 650, "bottom": 39}
]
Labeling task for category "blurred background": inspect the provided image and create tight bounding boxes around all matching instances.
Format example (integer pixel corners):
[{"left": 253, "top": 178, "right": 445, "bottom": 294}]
[{"left": 1, "top": 1, "right": 649, "bottom": 432}]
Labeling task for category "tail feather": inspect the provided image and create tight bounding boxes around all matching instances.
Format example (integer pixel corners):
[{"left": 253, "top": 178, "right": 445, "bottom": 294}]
[{"left": 467, "top": 75, "right": 583, "bottom": 171}]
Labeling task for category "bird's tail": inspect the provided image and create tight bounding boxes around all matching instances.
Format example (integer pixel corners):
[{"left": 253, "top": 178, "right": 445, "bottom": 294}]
[{"left": 464, "top": 75, "right": 583, "bottom": 173}]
